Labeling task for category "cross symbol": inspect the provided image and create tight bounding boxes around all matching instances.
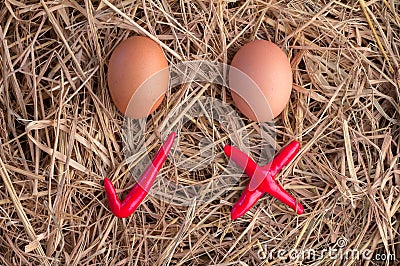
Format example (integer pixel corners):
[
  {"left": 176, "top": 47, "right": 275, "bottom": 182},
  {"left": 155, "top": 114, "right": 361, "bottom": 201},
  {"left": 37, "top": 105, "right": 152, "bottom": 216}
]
[{"left": 224, "top": 140, "right": 304, "bottom": 220}]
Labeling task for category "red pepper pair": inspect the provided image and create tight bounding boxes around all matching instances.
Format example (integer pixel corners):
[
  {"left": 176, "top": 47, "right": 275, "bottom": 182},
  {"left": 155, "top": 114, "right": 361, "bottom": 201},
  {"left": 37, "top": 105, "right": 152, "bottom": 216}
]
[
  {"left": 104, "top": 133, "right": 304, "bottom": 219},
  {"left": 225, "top": 140, "right": 304, "bottom": 220}
]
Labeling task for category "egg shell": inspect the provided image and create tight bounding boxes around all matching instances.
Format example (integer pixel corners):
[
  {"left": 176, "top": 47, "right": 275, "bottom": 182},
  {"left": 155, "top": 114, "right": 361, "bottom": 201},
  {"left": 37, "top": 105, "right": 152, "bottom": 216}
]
[
  {"left": 107, "top": 36, "right": 169, "bottom": 118},
  {"left": 229, "top": 40, "right": 293, "bottom": 122}
]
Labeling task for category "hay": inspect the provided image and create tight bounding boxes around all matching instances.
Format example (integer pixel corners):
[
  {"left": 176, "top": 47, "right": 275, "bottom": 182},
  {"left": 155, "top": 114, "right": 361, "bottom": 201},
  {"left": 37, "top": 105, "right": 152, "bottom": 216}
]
[{"left": 0, "top": 0, "right": 399, "bottom": 265}]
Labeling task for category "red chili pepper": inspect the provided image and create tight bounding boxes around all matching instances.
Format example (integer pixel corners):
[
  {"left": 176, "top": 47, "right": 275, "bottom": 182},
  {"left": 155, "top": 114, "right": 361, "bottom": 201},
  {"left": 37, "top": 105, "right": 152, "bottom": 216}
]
[
  {"left": 104, "top": 132, "right": 175, "bottom": 218},
  {"left": 224, "top": 140, "right": 304, "bottom": 220}
]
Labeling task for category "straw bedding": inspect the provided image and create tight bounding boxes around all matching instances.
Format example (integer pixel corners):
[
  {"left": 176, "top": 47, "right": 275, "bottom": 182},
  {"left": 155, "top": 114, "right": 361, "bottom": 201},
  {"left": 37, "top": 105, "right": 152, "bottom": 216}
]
[{"left": 0, "top": 0, "right": 399, "bottom": 265}]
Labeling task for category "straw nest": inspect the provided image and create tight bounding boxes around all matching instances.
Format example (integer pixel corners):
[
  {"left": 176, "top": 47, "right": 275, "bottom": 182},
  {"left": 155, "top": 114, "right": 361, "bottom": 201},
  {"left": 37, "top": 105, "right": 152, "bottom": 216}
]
[{"left": 0, "top": 1, "right": 399, "bottom": 265}]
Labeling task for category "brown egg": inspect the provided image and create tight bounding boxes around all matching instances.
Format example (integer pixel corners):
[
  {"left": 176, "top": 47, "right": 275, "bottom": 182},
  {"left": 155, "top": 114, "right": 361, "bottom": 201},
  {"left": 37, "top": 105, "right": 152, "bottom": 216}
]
[
  {"left": 107, "top": 36, "right": 169, "bottom": 118},
  {"left": 229, "top": 40, "right": 293, "bottom": 122}
]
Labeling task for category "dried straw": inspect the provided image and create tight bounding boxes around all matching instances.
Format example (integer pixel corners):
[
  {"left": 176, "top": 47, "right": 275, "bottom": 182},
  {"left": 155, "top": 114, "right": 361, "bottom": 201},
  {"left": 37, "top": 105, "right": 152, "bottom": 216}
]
[{"left": 0, "top": 0, "right": 399, "bottom": 265}]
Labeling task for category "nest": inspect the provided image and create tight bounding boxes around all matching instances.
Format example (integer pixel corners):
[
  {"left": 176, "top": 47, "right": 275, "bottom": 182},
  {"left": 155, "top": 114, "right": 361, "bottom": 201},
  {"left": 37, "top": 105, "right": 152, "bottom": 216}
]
[{"left": 0, "top": 0, "right": 399, "bottom": 265}]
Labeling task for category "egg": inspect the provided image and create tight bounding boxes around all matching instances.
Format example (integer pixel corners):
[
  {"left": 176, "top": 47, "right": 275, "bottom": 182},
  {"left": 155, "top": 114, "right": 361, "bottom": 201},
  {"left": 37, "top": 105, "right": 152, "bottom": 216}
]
[
  {"left": 229, "top": 40, "right": 293, "bottom": 122},
  {"left": 107, "top": 36, "right": 169, "bottom": 118}
]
